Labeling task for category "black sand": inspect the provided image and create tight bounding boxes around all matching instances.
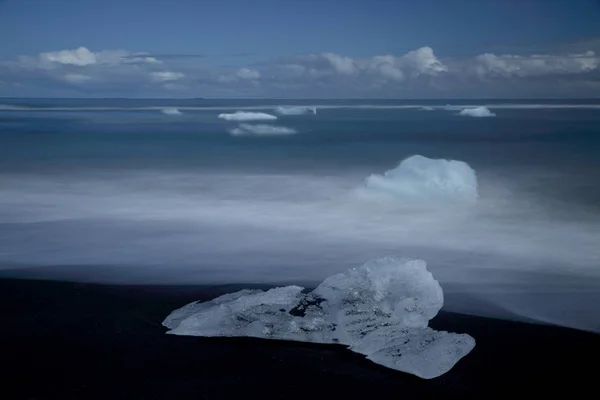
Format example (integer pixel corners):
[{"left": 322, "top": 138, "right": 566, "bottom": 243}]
[{"left": 1, "top": 278, "right": 598, "bottom": 399}]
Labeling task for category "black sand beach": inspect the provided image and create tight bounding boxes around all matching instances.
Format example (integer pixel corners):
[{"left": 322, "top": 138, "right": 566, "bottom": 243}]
[{"left": 1, "top": 278, "right": 598, "bottom": 399}]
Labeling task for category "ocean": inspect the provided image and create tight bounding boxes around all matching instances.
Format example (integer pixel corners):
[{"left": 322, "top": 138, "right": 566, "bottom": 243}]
[{"left": 1, "top": 98, "right": 600, "bottom": 333}]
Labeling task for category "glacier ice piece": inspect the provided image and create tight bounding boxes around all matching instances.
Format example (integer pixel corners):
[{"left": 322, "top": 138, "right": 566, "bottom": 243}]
[
  {"left": 275, "top": 106, "right": 317, "bottom": 115},
  {"left": 229, "top": 124, "right": 297, "bottom": 136},
  {"left": 362, "top": 155, "right": 478, "bottom": 204},
  {"left": 218, "top": 111, "right": 278, "bottom": 121},
  {"left": 160, "top": 107, "right": 182, "bottom": 115},
  {"left": 458, "top": 106, "right": 496, "bottom": 117},
  {"left": 163, "top": 257, "right": 475, "bottom": 379}
]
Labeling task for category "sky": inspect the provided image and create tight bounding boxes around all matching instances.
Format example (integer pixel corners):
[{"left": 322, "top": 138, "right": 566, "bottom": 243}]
[{"left": 0, "top": 0, "right": 600, "bottom": 98}]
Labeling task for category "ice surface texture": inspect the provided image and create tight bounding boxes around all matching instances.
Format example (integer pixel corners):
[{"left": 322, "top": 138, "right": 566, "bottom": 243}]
[
  {"left": 163, "top": 257, "right": 475, "bottom": 379},
  {"left": 362, "top": 155, "right": 478, "bottom": 204}
]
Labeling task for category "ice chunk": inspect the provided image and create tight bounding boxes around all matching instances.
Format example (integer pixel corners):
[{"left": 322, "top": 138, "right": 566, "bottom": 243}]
[
  {"left": 160, "top": 107, "right": 182, "bottom": 115},
  {"left": 163, "top": 257, "right": 475, "bottom": 379},
  {"left": 229, "top": 124, "right": 297, "bottom": 136},
  {"left": 362, "top": 155, "right": 478, "bottom": 204},
  {"left": 458, "top": 106, "right": 496, "bottom": 117},
  {"left": 218, "top": 111, "right": 278, "bottom": 121},
  {"left": 419, "top": 106, "right": 435, "bottom": 111},
  {"left": 275, "top": 106, "right": 317, "bottom": 115}
]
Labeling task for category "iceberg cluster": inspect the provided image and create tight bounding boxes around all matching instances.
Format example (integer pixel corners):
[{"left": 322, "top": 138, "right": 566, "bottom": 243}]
[{"left": 163, "top": 257, "right": 475, "bottom": 379}]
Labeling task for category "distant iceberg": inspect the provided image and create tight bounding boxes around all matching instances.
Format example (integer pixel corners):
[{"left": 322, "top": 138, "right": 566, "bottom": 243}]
[
  {"left": 164, "top": 257, "right": 475, "bottom": 379},
  {"left": 459, "top": 106, "right": 496, "bottom": 117},
  {"left": 229, "top": 124, "right": 297, "bottom": 136},
  {"left": 161, "top": 107, "right": 182, "bottom": 115},
  {"left": 419, "top": 106, "right": 435, "bottom": 111},
  {"left": 275, "top": 106, "right": 317, "bottom": 115},
  {"left": 218, "top": 111, "right": 278, "bottom": 121},
  {"left": 362, "top": 155, "right": 479, "bottom": 204}
]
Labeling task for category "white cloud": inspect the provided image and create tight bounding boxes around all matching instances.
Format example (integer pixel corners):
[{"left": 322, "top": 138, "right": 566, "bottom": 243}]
[
  {"left": 322, "top": 53, "right": 357, "bottom": 75},
  {"left": 40, "top": 47, "right": 97, "bottom": 66},
  {"left": 236, "top": 68, "right": 260, "bottom": 79},
  {"left": 403, "top": 46, "right": 448, "bottom": 74},
  {"left": 37, "top": 47, "right": 161, "bottom": 68},
  {"left": 470, "top": 51, "right": 598, "bottom": 78},
  {"left": 1, "top": 43, "right": 599, "bottom": 97},
  {"left": 62, "top": 73, "right": 92, "bottom": 84},
  {"left": 150, "top": 71, "right": 185, "bottom": 82}
]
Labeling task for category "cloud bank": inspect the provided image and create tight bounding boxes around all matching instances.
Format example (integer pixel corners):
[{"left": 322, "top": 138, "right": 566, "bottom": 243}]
[{"left": 1, "top": 44, "right": 598, "bottom": 97}]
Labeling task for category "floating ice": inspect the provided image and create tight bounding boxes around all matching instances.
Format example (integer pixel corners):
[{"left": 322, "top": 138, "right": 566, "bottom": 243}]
[
  {"left": 163, "top": 257, "right": 475, "bottom": 379},
  {"left": 160, "top": 107, "right": 182, "bottom": 115},
  {"left": 458, "top": 106, "right": 496, "bottom": 117},
  {"left": 275, "top": 106, "right": 317, "bottom": 115},
  {"left": 218, "top": 111, "right": 278, "bottom": 121},
  {"left": 419, "top": 106, "right": 435, "bottom": 111},
  {"left": 362, "top": 155, "right": 478, "bottom": 204},
  {"left": 229, "top": 124, "right": 297, "bottom": 136}
]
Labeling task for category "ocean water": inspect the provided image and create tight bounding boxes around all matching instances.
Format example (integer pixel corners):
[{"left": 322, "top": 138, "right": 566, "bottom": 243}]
[{"left": 1, "top": 99, "right": 600, "bottom": 332}]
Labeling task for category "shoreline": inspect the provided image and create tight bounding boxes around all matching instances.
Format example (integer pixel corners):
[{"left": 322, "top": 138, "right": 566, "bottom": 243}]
[{"left": 1, "top": 277, "right": 598, "bottom": 398}]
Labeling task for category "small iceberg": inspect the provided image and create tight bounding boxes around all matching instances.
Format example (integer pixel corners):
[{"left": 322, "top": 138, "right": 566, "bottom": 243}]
[
  {"left": 458, "top": 106, "right": 496, "bottom": 117},
  {"left": 161, "top": 107, "right": 182, "bottom": 115},
  {"left": 275, "top": 106, "right": 317, "bottom": 115},
  {"left": 218, "top": 111, "right": 278, "bottom": 121}
]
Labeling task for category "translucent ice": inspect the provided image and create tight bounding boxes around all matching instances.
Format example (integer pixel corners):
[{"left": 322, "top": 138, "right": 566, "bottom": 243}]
[
  {"left": 362, "top": 155, "right": 479, "bottom": 204},
  {"left": 160, "top": 107, "right": 182, "bottom": 115},
  {"left": 458, "top": 106, "right": 496, "bottom": 117},
  {"left": 275, "top": 106, "right": 317, "bottom": 115},
  {"left": 218, "top": 111, "right": 278, "bottom": 121},
  {"left": 163, "top": 257, "right": 475, "bottom": 379}
]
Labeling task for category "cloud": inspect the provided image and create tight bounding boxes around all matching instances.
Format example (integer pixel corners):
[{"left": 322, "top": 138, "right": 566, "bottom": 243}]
[
  {"left": 150, "top": 71, "right": 185, "bottom": 82},
  {"left": 62, "top": 73, "right": 92, "bottom": 84},
  {"left": 40, "top": 47, "right": 97, "bottom": 66},
  {"left": 1, "top": 42, "right": 599, "bottom": 97},
  {"left": 469, "top": 51, "right": 598, "bottom": 78},
  {"left": 229, "top": 124, "right": 297, "bottom": 136},
  {"left": 37, "top": 47, "right": 161, "bottom": 68},
  {"left": 236, "top": 68, "right": 260, "bottom": 79}
]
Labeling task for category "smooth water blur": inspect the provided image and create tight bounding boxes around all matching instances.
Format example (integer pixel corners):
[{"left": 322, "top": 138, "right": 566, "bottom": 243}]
[{"left": 1, "top": 99, "right": 600, "bottom": 332}]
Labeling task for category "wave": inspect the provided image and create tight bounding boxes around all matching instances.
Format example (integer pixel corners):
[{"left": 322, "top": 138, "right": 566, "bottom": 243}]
[
  {"left": 229, "top": 124, "right": 297, "bottom": 136},
  {"left": 361, "top": 155, "right": 479, "bottom": 204},
  {"left": 275, "top": 106, "right": 317, "bottom": 115},
  {"left": 2, "top": 161, "right": 600, "bottom": 332},
  {"left": 218, "top": 111, "right": 277, "bottom": 121},
  {"left": 160, "top": 107, "right": 182, "bottom": 115},
  {"left": 458, "top": 106, "right": 496, "bottom": 117}
]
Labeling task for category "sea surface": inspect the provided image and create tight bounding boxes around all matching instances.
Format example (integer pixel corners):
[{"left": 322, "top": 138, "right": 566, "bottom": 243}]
[{"left": 1, "top": 98, "right": 599, "bottom": 332}]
